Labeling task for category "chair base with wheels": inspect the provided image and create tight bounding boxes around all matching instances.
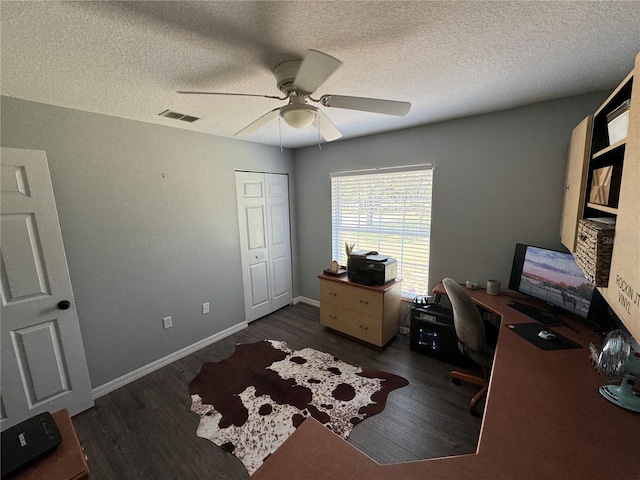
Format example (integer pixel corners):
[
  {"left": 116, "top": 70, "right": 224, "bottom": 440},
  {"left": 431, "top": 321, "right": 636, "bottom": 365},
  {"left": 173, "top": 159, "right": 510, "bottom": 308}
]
[{"left": 451, "top": 364, "right": 489, "bottom": 416}]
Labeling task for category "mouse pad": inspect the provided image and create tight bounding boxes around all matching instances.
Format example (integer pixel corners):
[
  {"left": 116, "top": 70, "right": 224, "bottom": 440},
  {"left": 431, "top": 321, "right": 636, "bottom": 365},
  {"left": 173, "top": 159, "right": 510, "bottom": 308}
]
[{"left": 505, "top": 323, "right": 582, "bottom": 351}]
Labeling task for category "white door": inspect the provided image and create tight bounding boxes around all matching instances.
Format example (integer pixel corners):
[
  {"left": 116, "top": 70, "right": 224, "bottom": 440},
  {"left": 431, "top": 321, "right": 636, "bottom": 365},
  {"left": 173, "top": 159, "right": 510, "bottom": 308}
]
[
  {"left": 1, "top": 147, "right": 94, "bottom": 431},
  {"left": 236, "top": 172, "right": 272, "bottom": 322},
  {"left": 235, "top": 172, "right": 292, "bottom": 322},
  {"left": 265, "top": 174, "right": 293, "bottom": 312}
]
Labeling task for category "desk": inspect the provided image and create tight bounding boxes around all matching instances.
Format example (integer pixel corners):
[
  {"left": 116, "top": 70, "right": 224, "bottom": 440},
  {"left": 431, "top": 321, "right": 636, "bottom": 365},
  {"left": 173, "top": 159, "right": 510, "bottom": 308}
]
[{"left": 253, "top": 284, "right": 640, "bottom": 479}]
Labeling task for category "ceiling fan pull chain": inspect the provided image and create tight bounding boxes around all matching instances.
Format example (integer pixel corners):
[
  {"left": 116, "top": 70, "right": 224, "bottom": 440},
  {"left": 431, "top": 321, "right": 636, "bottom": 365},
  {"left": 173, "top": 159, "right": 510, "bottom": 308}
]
[
  {"left": 279, "top": 116, "right": 283, "bottom": 152},
  {"left": 317, "top": 115, "right": 322, "bottom": 150}
]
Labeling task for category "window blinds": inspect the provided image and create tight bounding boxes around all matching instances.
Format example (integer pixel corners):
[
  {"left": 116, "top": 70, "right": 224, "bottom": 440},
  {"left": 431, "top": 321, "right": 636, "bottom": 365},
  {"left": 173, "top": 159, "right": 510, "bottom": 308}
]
[{"left": 331, "top": 165, "right": 433, "bottom": 297}]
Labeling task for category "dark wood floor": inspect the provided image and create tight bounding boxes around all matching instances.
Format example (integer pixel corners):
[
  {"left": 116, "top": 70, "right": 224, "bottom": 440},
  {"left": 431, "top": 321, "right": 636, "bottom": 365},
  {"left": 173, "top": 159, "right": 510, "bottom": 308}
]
[{"left": 73, "top": 303, "right": 482, "bottom": 479}]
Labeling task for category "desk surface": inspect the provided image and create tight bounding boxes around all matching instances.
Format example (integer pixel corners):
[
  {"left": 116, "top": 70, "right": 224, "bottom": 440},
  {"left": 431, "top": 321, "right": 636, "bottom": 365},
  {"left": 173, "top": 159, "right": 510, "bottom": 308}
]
[{"left": 253, "top": 283, "right": 640, "bottom": 479}]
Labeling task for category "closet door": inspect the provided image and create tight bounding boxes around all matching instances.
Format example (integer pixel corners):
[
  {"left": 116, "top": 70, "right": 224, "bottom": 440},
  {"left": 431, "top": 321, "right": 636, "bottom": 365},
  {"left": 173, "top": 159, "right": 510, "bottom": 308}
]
[
  {"left": 236, "top": 172, "right": 292, "bottom": 322},
  {"left": 265, "top": 174, "right": 293, "bottom": 311}
]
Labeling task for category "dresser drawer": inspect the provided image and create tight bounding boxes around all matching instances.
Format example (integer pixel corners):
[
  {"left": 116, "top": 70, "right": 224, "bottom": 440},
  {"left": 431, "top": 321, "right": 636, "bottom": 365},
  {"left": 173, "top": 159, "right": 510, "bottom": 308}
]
[
  {"left": 320, "top": 303, "right": 382, "bottom": 345},
  {"left": 319, "top": 279, "right": 383, "bottom": 318}
]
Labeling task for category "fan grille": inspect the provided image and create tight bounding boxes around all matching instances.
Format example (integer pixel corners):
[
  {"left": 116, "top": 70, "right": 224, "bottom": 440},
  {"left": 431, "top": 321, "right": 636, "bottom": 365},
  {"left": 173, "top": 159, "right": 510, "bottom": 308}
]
[{"left": 597, "top": 330, "right": 631, "bottom": 381}]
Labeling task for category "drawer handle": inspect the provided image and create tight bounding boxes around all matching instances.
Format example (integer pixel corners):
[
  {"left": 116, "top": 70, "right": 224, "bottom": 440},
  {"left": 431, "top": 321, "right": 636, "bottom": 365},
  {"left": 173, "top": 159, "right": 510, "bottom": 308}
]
[
  {"left": 359, "top": 324, "right": 368, "bottom": 330},
  {"left": 359, "top": 300, "right": 369, "bottom": 305},
  {"left": 329, "top": 314, "right": 337, "bottom": 319},
  {"left": 329, "top": 291, "right": 337, "bottom": 296}
]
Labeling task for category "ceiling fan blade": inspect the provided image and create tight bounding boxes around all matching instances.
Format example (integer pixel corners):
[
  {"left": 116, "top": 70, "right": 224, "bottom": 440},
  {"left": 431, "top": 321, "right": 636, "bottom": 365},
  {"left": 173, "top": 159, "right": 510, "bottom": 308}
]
[
  {"left": 320, "top": 95, "right": 411, "bottom": 117},
  {"left": 315, "top": 109, "right": 343, "bottom": 142},
  {"left": 293, "top": 50, "right": 342, "bottom": 94},
  {"left": 178, "top": 91, "right": 285, "bottom": 100},
  {"left": 235, "top": 108, "right": 281, "bottom": 136}
]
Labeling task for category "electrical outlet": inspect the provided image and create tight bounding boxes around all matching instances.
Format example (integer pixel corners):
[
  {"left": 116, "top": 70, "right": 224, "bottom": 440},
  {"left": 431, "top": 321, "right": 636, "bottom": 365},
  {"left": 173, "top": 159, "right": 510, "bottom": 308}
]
[
  {"left": 163, "top": 316, "right": 172, "bottom": 329},
  {"left": 202, "top": 302, "right": 210, "bottom": 315}
]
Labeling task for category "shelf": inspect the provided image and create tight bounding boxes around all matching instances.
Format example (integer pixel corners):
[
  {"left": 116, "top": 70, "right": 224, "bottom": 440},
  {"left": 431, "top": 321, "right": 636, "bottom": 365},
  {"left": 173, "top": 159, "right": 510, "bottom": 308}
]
[
  {"left": 592, "top": 139, "right": 626, "bottom": 160},
  {"left": 586, "top": 202, "right": 618, "bottom": 215}
]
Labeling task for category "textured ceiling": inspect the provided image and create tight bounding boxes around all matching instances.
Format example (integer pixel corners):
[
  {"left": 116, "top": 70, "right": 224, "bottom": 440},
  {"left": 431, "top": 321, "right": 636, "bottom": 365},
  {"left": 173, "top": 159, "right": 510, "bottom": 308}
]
[{"left": 2, "top": 1, "right": 639, "bottom": 149}]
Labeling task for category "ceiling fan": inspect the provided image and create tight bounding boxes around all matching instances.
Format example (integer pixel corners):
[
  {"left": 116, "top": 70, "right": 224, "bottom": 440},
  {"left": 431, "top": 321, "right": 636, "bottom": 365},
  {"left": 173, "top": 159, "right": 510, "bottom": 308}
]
[{"left": 178, "top": 49, "right": 411, "bottom": 142}]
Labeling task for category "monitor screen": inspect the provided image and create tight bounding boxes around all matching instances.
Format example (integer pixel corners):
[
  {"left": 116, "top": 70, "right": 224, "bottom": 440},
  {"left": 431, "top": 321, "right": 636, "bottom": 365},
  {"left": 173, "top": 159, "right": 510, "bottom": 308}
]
[{"left": 509, "top": 244, "right": 595, "bottom": 318}]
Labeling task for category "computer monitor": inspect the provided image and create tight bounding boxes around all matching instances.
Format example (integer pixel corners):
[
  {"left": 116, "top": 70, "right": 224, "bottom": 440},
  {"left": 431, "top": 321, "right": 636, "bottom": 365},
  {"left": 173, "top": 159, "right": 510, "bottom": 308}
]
[
  {"left": 508, "top": 243, "right": 595, "bottom": 319},
  {"left": 585, "top": 288, "right": 625, "bottom": 334}
]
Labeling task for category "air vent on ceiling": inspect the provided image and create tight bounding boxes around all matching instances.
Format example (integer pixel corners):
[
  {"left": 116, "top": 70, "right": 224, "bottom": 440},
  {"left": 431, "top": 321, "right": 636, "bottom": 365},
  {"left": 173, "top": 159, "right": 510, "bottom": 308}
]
[{"left": 158, "top": 110, "right": 200, "bottom": 123}]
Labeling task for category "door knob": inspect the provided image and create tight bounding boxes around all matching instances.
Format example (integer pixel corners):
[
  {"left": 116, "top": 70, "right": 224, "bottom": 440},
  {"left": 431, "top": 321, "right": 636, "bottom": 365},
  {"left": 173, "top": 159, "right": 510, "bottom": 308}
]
[{"left": 57, "top": 300, "right": 71, "bottom": 310}]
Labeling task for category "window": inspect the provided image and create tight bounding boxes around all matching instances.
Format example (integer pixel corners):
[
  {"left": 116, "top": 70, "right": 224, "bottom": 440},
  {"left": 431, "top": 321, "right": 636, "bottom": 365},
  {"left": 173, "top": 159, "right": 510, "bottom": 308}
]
[{"left": 331, "top": 165, "right": 433, "bottom": 298}]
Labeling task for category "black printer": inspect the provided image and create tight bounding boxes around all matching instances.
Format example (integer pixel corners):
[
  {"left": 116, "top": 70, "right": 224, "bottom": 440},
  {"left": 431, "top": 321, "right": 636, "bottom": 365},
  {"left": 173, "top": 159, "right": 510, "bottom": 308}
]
[{"left": 347, "top": 250, "right": 397, "bottom": 286}]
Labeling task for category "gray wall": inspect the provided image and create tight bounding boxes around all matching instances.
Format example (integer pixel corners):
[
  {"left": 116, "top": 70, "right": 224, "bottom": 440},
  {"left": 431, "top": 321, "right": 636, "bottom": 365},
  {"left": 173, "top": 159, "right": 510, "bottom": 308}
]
[
  {"left": 1, "top": 96, "right": 296, "bottom": 388},
  {"left": 293, "top": 92, "right": 608, "bottom": 300}
]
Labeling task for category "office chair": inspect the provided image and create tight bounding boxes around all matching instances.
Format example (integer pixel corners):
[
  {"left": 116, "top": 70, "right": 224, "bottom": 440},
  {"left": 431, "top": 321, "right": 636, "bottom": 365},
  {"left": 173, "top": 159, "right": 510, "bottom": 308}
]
[{"left": 442, "top": 278, "right": 495, "bottom": 416}]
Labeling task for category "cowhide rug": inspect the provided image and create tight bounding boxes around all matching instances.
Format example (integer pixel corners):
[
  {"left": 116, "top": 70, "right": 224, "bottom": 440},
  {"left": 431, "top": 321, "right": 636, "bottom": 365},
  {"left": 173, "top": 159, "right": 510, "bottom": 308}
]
[{"left": 188, "top": 340, "right": 408, "bottom": 475}]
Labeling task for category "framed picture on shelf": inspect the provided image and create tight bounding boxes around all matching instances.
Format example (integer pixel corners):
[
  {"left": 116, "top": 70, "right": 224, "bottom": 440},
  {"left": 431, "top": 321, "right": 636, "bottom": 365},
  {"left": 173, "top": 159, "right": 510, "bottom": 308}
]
[{"left": 589, "top": 165, "right": 622, "bottom": 207}]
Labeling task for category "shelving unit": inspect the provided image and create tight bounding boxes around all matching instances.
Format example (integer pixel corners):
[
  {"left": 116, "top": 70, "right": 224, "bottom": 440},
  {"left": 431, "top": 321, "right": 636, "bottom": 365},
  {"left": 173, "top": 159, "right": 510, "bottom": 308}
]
[
  {"left": 561, "top": 52, "right": 640, "bottom": 342},
  {"left": 582, "top": 72, "right": 632, "bottom": 219}
]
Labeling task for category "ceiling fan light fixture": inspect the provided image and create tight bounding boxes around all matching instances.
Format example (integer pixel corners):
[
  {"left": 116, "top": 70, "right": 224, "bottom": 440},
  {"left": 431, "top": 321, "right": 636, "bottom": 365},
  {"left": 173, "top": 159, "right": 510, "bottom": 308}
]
[{"left": 280, "top": 104, "right": 317, "bottom": 129}]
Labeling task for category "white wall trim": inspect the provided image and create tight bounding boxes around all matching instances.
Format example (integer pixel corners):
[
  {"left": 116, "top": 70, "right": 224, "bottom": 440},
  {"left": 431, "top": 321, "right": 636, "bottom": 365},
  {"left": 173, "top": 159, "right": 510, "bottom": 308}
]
[
  {"left": 92, "top": 321, "right": 248, "bottom": 399},
  {"left": 294, "top": 296, "right": 320, "bottom": 308}
]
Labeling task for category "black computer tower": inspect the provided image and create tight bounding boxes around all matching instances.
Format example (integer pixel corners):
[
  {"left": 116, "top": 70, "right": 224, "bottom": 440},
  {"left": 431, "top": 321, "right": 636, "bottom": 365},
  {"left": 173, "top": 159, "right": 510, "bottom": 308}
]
[{"left": 409, "top": 303, "right": 469, "bottom": 367}]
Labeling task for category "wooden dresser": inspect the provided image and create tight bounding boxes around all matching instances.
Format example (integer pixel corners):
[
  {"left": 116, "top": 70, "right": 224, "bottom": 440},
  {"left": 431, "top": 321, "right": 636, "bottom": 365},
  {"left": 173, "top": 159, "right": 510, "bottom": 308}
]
[{"left": 318, "top": 274, "right": 402, "bottom": 347}]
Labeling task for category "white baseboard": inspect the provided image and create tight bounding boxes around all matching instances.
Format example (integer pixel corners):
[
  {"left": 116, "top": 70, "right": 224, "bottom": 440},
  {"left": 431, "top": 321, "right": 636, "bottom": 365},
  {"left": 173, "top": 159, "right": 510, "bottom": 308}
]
[
  {"left": 294, "top": 296, "right": 320, "bottom": 308},
  {"left": 92, "top": 321, "right": 248, "bottom": 399}
]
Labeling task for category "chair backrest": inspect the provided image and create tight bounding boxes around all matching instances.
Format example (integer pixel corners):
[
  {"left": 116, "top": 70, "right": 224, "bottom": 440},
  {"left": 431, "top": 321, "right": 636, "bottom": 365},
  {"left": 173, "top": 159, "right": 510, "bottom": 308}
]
[{"left": 442, "top": 278, "right": 486, "bottom": 351}]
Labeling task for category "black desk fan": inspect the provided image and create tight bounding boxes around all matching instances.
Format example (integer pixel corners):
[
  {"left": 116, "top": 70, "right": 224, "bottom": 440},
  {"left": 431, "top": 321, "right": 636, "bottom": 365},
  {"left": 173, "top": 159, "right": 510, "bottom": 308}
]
[{"left": 595, "top": 330, "right": 640, "bottom": 413}]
